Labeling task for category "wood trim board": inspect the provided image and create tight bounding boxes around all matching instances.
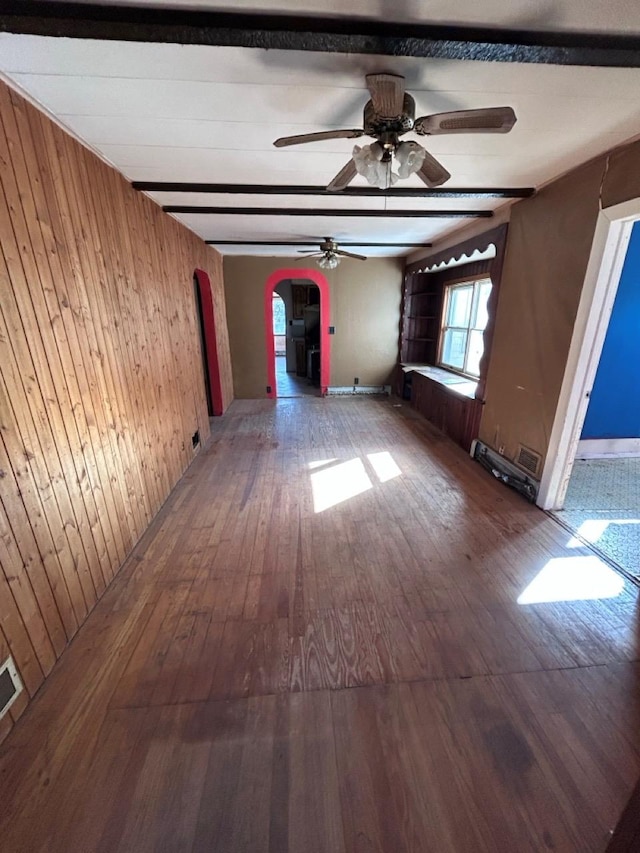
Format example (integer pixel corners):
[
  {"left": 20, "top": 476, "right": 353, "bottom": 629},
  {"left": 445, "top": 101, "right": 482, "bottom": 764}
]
[{"left": 4, "top": 4, "right": 640, "bottom": 67}]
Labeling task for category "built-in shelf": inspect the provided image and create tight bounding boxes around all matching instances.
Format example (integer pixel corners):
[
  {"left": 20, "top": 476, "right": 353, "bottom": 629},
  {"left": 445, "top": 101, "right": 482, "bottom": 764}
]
[{"left": 401, "top": 273, "right": 444, "bottom": 366}]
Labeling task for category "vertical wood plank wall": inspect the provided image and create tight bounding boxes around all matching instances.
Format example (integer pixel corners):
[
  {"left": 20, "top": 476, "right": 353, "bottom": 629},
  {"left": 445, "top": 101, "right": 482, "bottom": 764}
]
[{"left": 0, "top": 81, "right": 233, "bottom": 743}]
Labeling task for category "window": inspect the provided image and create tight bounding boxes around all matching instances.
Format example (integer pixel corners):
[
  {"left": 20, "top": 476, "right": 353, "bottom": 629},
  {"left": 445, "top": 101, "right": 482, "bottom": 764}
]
[
  {"left": 272, "top": 293, "right": 286, "bottom": 335},
  {"left": 439, "top": 278, "right": 492, "bottom": 378}
]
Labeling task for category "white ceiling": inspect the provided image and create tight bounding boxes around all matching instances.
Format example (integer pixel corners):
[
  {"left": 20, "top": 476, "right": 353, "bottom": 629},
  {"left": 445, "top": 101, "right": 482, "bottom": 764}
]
[{"left": 3, "top": 26, "right": 640, "bottom": 257}]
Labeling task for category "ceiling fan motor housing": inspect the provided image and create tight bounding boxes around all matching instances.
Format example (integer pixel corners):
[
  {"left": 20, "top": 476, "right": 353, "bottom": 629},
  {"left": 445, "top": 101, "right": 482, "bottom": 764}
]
[{"left": 363, "top": 94, "right": 415, "bottom": 138}]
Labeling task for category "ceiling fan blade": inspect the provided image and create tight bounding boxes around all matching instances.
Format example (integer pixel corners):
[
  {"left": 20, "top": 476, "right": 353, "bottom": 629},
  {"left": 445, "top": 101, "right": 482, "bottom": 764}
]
[
  {"left": 327, "top": 159, "right": 358, "bottom": 192},
  {"left": 294, "top": 253, "right": 322, "bottom": 261},
  {"left": 415, "top": 151, "right": 451, "bottom": 188},
  {"left": 296, "top": 249, "right": 318, "bottom": 254},
  {"left": 273, "top": 129, "right": 364, "bottom": 147},
  {"left": 366, "top": 73, "right": 405, "bottom": 118},
  {"left": 414, "top": 106, "right": 517, "bottom": 136},
  {"left": 335, "top": 249, "right": 367, "bottom": 261}
]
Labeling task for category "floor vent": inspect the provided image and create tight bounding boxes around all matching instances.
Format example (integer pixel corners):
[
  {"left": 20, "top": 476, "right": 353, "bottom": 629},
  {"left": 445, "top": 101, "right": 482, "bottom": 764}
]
[
  {"left": 472, "top": 440, "right": 539, "bottom": 503},
  {"left": 516, "top": 444, "right": 542, "bottom": 476},
  {"left": 327, "top": 385, "right": 391, "bottom": 396},
  {"left": 0, "top": 657, "right": 23, "bottom": 721}
]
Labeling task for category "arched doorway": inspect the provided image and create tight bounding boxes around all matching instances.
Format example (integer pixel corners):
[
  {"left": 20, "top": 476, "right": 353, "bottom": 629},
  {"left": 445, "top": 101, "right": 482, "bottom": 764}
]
[{"left": 264, "top": 268, "right": 331, "bottom": 399}]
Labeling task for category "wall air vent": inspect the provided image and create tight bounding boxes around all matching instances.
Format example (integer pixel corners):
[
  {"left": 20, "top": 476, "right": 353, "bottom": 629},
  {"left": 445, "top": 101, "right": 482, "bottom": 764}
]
[
  {"left": 0, "top": 657, "right": 23, "bottom": 721},
  {"left": 516, "top": 444, "right": 542, "bottom": 477}
]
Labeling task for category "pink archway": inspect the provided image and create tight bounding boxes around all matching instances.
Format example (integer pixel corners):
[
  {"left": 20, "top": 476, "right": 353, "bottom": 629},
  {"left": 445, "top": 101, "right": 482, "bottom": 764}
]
[{"left": 264, "top": 269, "right": 331, "bottom": 398}]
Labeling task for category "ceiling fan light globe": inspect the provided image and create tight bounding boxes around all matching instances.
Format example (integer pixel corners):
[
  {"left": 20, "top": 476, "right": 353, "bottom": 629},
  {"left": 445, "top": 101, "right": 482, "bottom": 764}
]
[
  {"left": 396, "top": 141, "right": 426, "bottom": 179},
  {"left": 353, "top": 144, "right": 399, "bottom": 189},
  {"left": 317, "top": 253, "right": 339, "bottom": 270},
  {"left": 352, "top": 143, "right": 380, "bottom": 182}
]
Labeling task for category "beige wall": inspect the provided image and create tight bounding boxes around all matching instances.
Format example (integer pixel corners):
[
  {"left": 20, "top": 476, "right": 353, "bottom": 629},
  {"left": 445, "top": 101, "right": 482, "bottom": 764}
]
[
  {"left": 404, "top": 135, "right": 640, "bottom": 475},
  {"left": 224, "top": 255, "right": 403, "bottom": 398},
  {"left": 479, "top": 157, "right": 606, "bottom": 464}
]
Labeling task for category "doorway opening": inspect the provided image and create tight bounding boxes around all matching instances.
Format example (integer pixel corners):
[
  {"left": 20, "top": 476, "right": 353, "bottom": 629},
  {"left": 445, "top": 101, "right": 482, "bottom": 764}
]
[
  {"left": 273, "top": 282, "right": 319, "bottom": 398},
  {"left": 264, "top": 269, "right": 331, "bottom": 399},
  {"left": 193, "top": 269, "right": 224, "bottom": 416},
  {"left": 194, "top": 273, "right": 213, "bottom": 415},
  {"left": 539, "top": 200, "right": 640, "bottom": 580}
]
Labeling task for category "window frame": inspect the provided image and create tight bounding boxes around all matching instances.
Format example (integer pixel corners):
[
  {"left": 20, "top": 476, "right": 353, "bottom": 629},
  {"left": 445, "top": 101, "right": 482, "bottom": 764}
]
[{"left": 437, "top": 276, "right": 492, "bottom": 379}]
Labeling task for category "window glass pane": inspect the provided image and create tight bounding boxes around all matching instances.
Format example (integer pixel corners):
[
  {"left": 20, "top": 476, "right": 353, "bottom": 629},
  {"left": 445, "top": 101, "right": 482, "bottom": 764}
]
[
  {"left": 447, "top": 286, "right": 473, "bottom": 327},
  {"left": 272, "top": 295, "right": 286, "bottom": 335},
  {"left": 466, "top": 329, "right": 485, "bottom": 377},
  {"left": 441, "top": 329, "right": 467, "bottom": 370},
  {"left": 472, "top": 280, "right": 492, "bottom": 330}
]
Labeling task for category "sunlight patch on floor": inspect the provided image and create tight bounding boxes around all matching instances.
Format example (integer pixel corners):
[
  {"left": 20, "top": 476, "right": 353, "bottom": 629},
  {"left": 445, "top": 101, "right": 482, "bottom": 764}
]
[
  {"left": 308, "top": 458, "right": 338, "bottom": 471},
  {"left": 367, "top": 451, "right": 402, "bottom": 483},
  {"left": 567, "top": 518, "right": 640, "bottom": 548},
  {"left": 517, "top": 555, "right": 625, "bottom": 604},
  {"left": 311, "top": 458, "right": 372, "bottom": 512},
  {"left": 310, "top": 452, "right": 402, "bottom": 512}
]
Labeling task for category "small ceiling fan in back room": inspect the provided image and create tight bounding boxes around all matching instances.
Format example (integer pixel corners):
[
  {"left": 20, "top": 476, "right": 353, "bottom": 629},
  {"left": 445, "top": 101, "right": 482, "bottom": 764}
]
[
  {"left": 295, "top": 237, "right": 366, "bottom": 269},
  {"left": 274, "top": 73, "right": 517, "bottom": 191}
]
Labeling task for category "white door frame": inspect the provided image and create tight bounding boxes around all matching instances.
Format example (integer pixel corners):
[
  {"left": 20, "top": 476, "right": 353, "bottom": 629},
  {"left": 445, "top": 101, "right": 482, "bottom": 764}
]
[{"left": 537, "top": 198, "right": 640, "bottom": 511}]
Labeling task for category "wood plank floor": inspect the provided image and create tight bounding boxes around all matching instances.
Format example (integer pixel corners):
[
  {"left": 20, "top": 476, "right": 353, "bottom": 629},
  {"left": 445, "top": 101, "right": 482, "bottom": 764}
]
[{"left": 1, "top": 397, "right": 640, "bottom": 852}]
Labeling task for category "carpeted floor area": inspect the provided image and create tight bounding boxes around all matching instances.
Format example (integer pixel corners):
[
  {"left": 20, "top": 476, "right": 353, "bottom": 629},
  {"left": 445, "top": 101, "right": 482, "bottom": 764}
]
[{"left": 554, "top": 458, "right": 640, "bottom": 579}]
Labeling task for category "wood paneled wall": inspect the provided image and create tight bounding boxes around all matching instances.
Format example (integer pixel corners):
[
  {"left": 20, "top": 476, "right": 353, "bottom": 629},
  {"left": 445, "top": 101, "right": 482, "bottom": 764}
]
[
  {"left": 410, "top": 373, "right": 483, "bottom": 452},
  {"left": 0, "top": 80, "right": 233, "bottom": 743}
]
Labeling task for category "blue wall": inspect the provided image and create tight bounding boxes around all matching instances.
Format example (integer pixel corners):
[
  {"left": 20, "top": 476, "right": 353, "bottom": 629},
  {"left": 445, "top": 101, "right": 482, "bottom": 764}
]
[{"left": 581, "top": 221, "right": 640, "bottom": 439}]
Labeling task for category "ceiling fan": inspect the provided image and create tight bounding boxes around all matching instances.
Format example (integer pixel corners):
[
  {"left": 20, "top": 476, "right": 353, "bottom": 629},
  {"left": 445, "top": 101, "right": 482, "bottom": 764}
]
[
  {"left": 295, "top": 237, "right": 367, "bottom": 269},
  {"left": 274, "top": 73, "right": 516, "bottom": 191}
]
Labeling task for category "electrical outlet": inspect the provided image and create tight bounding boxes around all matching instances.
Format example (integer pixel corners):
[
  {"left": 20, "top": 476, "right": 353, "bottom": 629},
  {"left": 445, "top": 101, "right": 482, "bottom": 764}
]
[
  {"left": 354, "top": 377, "right": 359, "bottom": 385},
  {"left": 498, "top": 444, "right": 505, "bottom": 456}
]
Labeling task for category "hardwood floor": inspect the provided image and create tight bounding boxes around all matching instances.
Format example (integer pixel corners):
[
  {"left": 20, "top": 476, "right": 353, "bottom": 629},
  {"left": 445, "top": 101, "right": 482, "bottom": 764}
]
[{"left": 1, "top": 397, "right": 640, "bottom": 852}]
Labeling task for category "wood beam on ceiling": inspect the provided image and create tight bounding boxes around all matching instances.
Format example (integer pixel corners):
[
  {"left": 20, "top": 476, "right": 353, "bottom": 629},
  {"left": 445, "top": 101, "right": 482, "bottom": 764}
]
[
  {"left": 164, "top": 206, "right": 493, "bottom": 219},
  {"left": 133, "top": 183, "right": 535, "bottom": 199},
  {"left": 205, "top": 241, "right": 433, "bottom": 246},
  {"left": 3, "top": 3, "right": 640, "bottom": 67}
]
